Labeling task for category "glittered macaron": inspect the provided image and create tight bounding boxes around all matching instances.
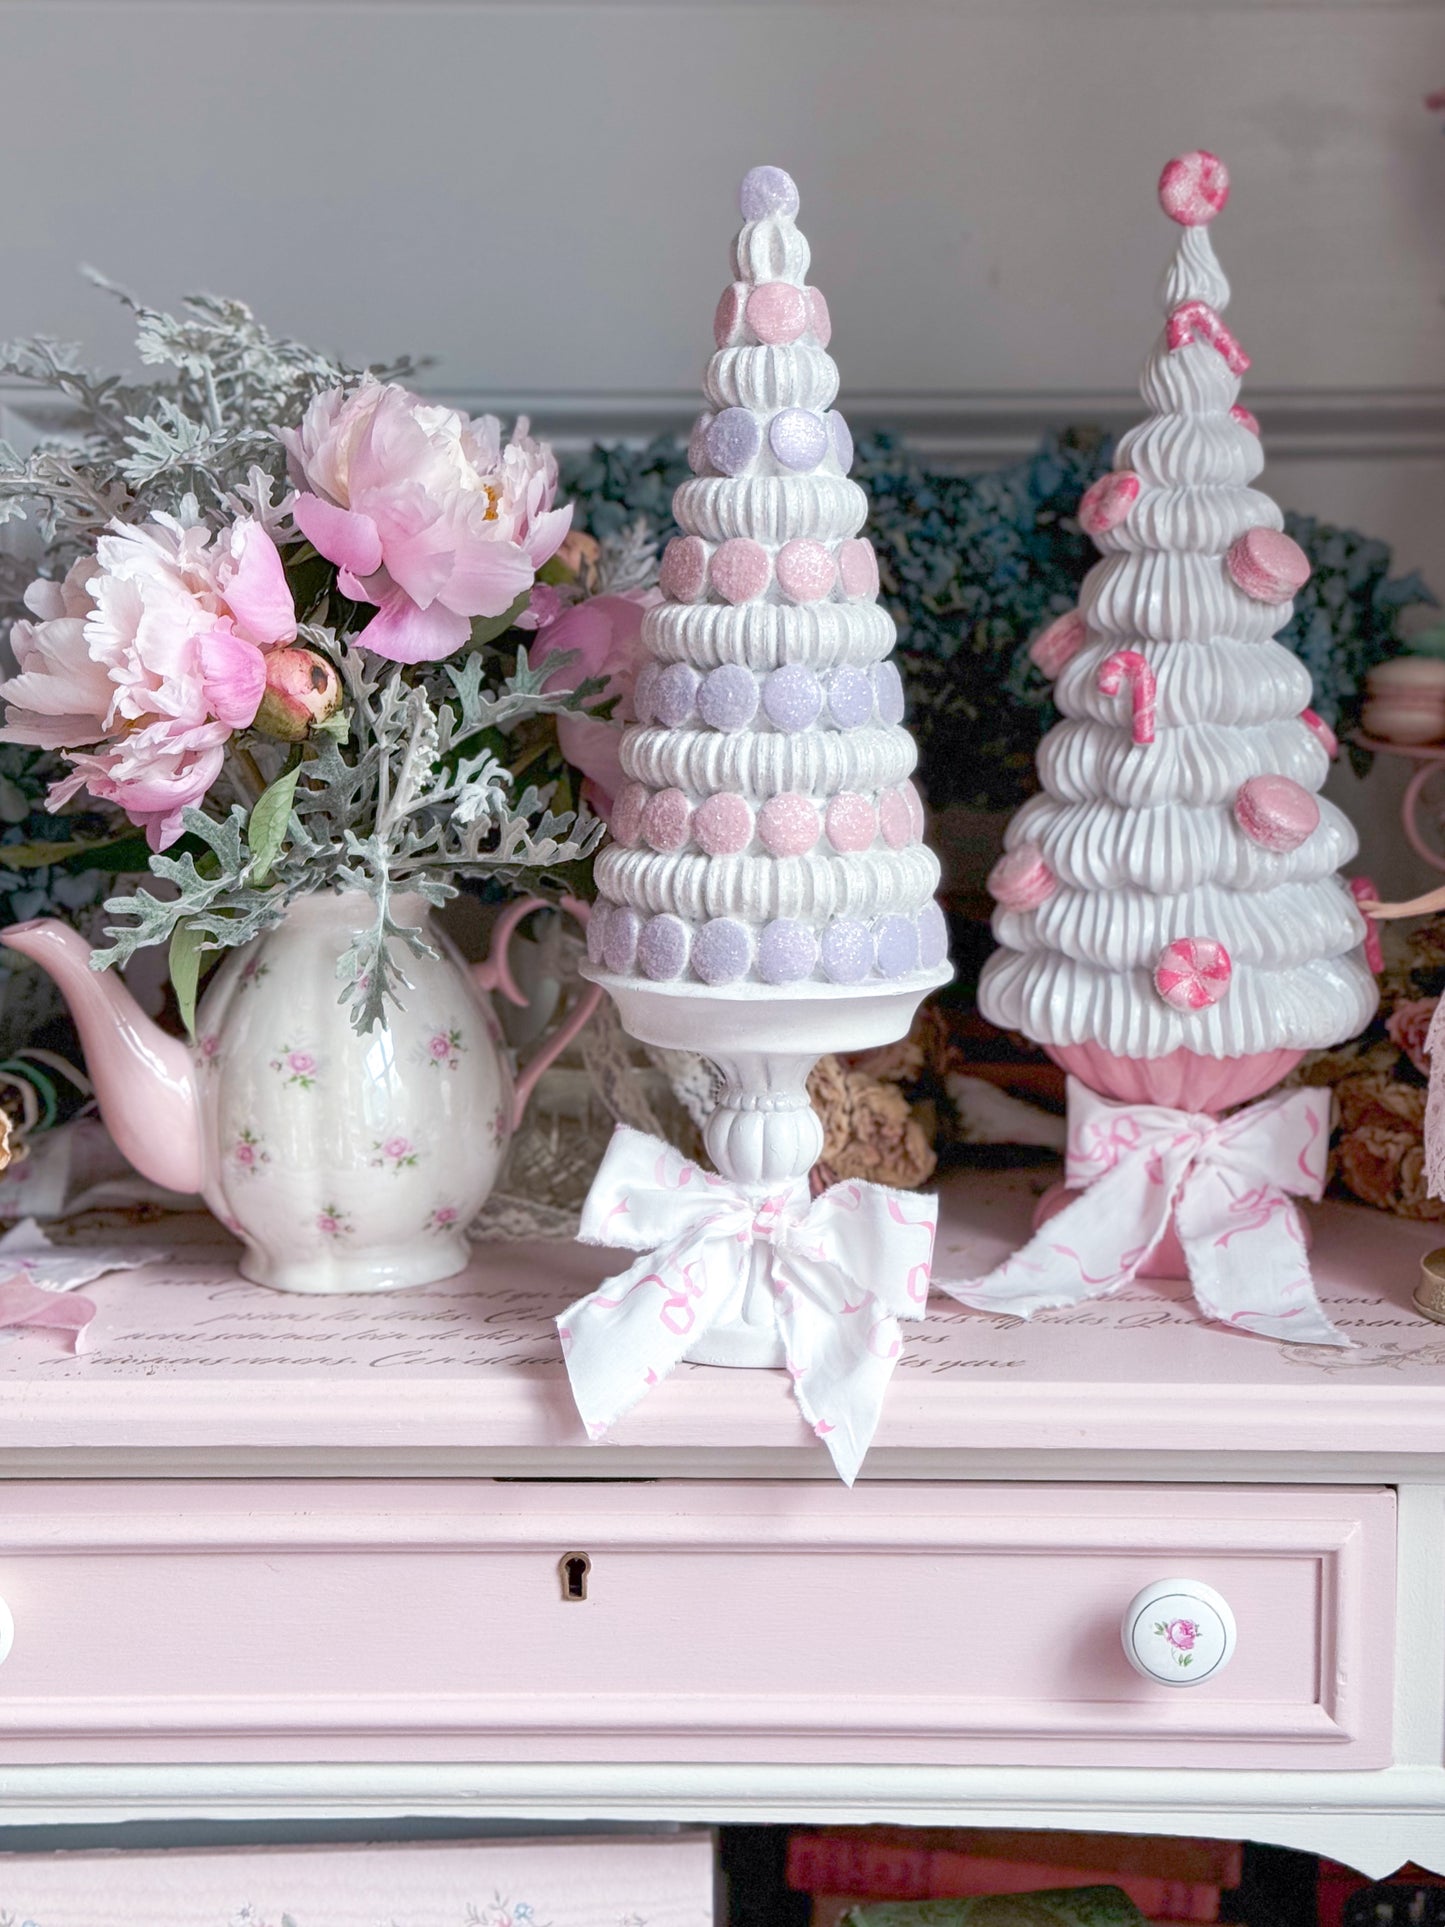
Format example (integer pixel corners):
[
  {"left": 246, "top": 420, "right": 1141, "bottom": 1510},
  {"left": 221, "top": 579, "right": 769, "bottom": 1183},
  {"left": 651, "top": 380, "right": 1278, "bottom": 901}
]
[
  {"left": 769, "top": 408, "right": 828, "bottom": 472},
  {"left": 821, "top": 918, "right": 873, "bottom": 985},
  {"left": 601, "top": 906, "right": 643, "bottom": 975},
  {"left": 826, "top": 664, "right": 874, "bottom": 729},
  {"left": 693, "top": 918, "right": 752, "bottom": 985},
  {"left": 746, "top": 282, "right": 809, "bottom": 346},
  {"left": 825, "top": 792, "right": 877, "bottom": 853},
  {"left": 917, "top": 901, "right": 949, "bottom": 970},
  {"left": 987, "top": 843, "right": 1057, "bottom": 913},
  {"left": 878, "top": 786, "right": 915, "bottom": 849},
  {"left": 837, "top": 539, "right": 878, "bottom": 600},
  {"left": 758, "top": 918, "right": 819, "bottom": 984},
  {"left": 709, "top": 538, "right": 771, "bottom": 606},
  {"left": 693, "top": 792, "right": 754, "bottom": 856},
  {"left": 828, "top": 410, "right": 853, "bottom": 473},
  {"left": 1226, "top": 527, "right": 1312, "bottom": 603},
  {"left": 641, "top": 787, "right": 692, "bottom": 852},
  {"left": 659, "top": 535, "right": 709, "bottom": 604},
  {"left": 873, "top": 660, "right": 906, "bottom": 726},
  {"left": 637, "top": 915, "right": 690, "bottom": 982},
  {"left": 698, "top": 663, "right": 760, "bottom": 732},
  {"left": 762, "top": 662, "right": 824, "bottom": 731},
  {"left": 1078, "top": 471, "right": 1141, "bottom": 538},
  {"left": 610, "top": 782, "right": 648, "bottom": 849},
  {"left": 585, "top": 900, "right": 610, "bottom": 965},
  {"left": 758, "top": 792, "right": 821, "bottom": 857},
  {"left": 705, "top": 407, "right": 762, "bottom": 477},
  {"left": 652, "top": 662, "right": 701, "bottom": 727},
  {"left": 775, "top": 538, "right": 836, "bottom": 603},
  {"left": 807, "top": 287, "right": 833, "bottom": 347},
  {"left": 739, "top": 165, "right": 800, "bottom": 221},
  {"left": 713, "top": 283, "right": 747, "bottom": 350},
  {"left": 874, "top": 914, "right": 920, "bottom": 978},
  {"left": 631, "top": 662, "right": 661, "bottom": 727},
  {"left": 1234, "top": 773, "right": 1320, "bottom": 854}
]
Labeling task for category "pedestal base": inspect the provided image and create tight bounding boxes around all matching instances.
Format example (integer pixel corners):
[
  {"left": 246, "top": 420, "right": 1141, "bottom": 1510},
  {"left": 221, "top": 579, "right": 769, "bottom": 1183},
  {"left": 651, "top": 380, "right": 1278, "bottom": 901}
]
[{"left": 583, "top": 966, "right": 950, "bottom": 1368}]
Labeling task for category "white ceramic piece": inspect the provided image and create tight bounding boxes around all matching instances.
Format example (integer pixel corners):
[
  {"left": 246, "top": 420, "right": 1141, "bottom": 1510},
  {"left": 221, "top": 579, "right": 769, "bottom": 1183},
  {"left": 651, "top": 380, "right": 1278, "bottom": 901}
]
[
  {"left": 1122, "top": 1576, "right": 1238, "bottom": 1687},
  {"left": 979, "top": 160, "right": 1377, "bottom": 1069}
]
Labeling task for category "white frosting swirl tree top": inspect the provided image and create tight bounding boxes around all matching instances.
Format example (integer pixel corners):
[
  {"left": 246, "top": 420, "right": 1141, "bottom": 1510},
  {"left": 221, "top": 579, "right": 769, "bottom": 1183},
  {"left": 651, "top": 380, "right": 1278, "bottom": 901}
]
[
  {"left": 587, "top": 164, "right": 947, "bottom": 994},
  {"left": 979, "top": 151, "right": 1377, "bottom": 1104}
]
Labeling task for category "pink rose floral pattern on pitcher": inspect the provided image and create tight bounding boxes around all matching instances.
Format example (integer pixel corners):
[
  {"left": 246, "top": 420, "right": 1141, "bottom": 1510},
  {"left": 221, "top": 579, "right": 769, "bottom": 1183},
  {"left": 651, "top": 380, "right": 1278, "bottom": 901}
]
[
  {"left": 371, "top": 1135, "right": 419, "bottom": 1174},
  {"left": 425, "top": 1205, "right": 462, "bottom": 1235},
  {"left": 231, "top": 1127, "right": 270, "bottom": 1175},
  {"left": 271, "top": 1046, "right": 320, "bottom": 1090},
  {"left": 316, "top": 1202, "right": 353, "bottom": 1240},
  {"left": 424, "top": 1027, "right": 466, "bottom": 1072}
]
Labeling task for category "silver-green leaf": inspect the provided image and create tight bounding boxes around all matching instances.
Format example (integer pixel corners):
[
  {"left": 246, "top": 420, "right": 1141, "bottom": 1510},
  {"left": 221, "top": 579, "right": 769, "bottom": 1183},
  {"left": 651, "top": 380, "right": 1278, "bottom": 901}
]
[{"left": 246, "top": 765, "right": 301, "bottom": 884}]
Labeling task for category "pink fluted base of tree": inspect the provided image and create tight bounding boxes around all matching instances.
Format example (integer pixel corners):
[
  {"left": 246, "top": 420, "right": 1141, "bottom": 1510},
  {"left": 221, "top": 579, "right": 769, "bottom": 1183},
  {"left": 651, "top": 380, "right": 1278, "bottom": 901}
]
[{"left": 1046, "top": 1042, "right": 1305, "bottom": 1113}]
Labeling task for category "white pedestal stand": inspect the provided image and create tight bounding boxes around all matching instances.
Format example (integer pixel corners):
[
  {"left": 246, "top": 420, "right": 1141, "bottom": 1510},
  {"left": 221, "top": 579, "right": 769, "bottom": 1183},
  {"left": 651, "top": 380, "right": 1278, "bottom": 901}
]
[{"left": 583, "top": 967, "right": 950, "bottom": 1367}]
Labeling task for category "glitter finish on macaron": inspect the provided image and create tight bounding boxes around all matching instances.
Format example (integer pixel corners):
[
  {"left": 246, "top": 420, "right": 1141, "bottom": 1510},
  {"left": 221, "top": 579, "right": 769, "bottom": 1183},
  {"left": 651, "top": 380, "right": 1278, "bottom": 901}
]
[
  {"left": 874, "top": 660, "right": 906, "bottom": 725},
  {"left": 758, "top": 792, "right": 821, "bottom": 857},
  {"left": 709, "top": 537, "right": 771, "bottom": 605},
  {"left": 825, "top": 792, "right": 877, "bottom": 853},
  {"left": 821, "top": 918, "right": 873, "bottom": 984},
  {"left": 746, "top": 282, "right": 808, "bottom": 346},
  {"left": 758, "top": 918, "right": 819, "bottom": 984},
  {"left": 637, "top": 914, "right": 690, "bottom": 981},
  {"left": 826, "top": 664, "right": 874, "bottom": 729},
  {"left": 837, "top": 538, "right": 878, "bottom": 600},
  {"left": 659, "top": 535, "right": 708, "bottom": 604},
  {"left": 918, "top": 901, "right": 949, "bottom": 970},
  {"left": 705, "top": 407, "right": 762, "bottom": 476},
  {"left": 610, "top": 782, "right": 648, "bottom": 849},
  {"left": 874, "top": 915, "right": 920, "bottom": 978},
  {"left": 713, "top": 283, "right": 746, "bottom": 350},
  {"left": 686, "top": 413, "right": 711, "bottom": 475},
  {"left": 775, "top": 538, "right": 836, "bottom": 602},
  {"left": 693, "top": 791, "right": 754, "bottom": 856},
  {"left": 586, "top": 900, "right": 610, "bottom": 964},
  {"left": 692, "top": 917, "right": 752, "bottom": 985},
  {"left": 641, "top": 788, "right": 692, "bottom": 853},
  {"left": 807, "top": 287, "right": 832, "bottom": 347},
  {"left": 739, "top": 164, "right": 799, "bottom": 221},
  {"left": 652, "top": 662, "right": 701, "bottom": 727},
  {"left": 1234, "top": 773, "right": 1320, "bottom": 854},
  {"left": 601, "top": 906, "right": 642, "bottom": 974},
  {"left": 762, "top": 662, "right": 824, "bottom": 731},
  {"left": 769, "top": 407, "right": 828, "bottom": 472},
  {"left": 879, "top": 787, "right": 915, "bottom": 849},
  {"left": 632, "top": 662, "right": 661, "bottom": 726},
  {"left": 1227, "top": 527, "right": 1312, "bottom": 603},
  {"left": 698, "top": 661, "right": 760, "bottom": 731}
]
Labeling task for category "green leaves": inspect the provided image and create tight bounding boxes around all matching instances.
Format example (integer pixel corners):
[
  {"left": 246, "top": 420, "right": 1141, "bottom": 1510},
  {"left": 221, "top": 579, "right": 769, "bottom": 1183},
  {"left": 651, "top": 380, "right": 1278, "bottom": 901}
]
[
  {"left": 466, "top": 589, "right": 532, "bottom": 652},
  {"left": 168, "top": 920, "right": 207, "bottom": 1038},
  {"left": 246, "top": 765, "right": 301, "bottom": 884}
]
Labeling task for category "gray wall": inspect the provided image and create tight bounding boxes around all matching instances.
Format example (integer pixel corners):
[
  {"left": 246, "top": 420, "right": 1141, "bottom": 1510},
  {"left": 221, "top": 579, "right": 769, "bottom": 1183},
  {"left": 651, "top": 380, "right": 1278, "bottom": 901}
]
[{"left": 2, "top": 0, "right": 1443, "bottom": 887}]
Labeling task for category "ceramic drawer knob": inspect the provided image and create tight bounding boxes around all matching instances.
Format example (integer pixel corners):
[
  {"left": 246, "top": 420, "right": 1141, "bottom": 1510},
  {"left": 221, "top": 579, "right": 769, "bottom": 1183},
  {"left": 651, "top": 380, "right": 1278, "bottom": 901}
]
[
  {"left": 1122, "top": 1576, "right": 1236, "bottom": 1686},
  {"left": 0, "top": 1593, "right": 13, "bottom": 1668}
]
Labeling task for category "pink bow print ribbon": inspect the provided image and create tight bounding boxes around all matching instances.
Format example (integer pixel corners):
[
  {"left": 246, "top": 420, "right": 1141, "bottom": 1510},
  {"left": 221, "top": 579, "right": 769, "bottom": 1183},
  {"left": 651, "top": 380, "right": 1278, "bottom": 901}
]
[
  {"left": 941, "top": 1080, "right": 1347, "bottom": 1348},
  {"left": 559, "top": 1125, "right": 939, "bottom": 1483}
]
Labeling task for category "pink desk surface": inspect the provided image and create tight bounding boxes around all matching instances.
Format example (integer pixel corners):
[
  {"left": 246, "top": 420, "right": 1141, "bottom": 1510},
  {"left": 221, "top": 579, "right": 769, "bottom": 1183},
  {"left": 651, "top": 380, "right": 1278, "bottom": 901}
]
[{"left": 0, "top": 1166, "right": 1441, "bottom": 1462}]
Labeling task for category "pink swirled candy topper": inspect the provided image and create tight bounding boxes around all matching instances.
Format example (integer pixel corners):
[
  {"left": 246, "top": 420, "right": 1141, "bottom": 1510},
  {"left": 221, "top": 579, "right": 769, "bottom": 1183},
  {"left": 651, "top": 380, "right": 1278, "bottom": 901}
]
[
  {"left": 1098, "top": 649, "right": 1157, "bottom": 746},
  {"left": 1155, "top": 936, "right": 1232, "bottom": 1012},
  {"left": 1166, "top": 299, "right": 1251, "bottom": 375}
]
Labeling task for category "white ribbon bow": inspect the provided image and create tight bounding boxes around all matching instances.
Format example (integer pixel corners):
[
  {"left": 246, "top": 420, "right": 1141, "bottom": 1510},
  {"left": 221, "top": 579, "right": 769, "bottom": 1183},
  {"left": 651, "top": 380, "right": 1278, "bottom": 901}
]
[
  {"left": 559, "top": 1125, "right": 938, "bottom": 1483},
  {"left": 940, "top": 1080, "right": 1347, "bottom": 1348}
]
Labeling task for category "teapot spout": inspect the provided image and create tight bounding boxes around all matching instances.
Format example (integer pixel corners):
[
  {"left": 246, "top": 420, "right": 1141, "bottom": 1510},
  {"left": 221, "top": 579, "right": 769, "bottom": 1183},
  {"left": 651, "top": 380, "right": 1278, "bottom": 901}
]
[{"left": 1, "top": 919, "right": 202, "bottom": 1195}]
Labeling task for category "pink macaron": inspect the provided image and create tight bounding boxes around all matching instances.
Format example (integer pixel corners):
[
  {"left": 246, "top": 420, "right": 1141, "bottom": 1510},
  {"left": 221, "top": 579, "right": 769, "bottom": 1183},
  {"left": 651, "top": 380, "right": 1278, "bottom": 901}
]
[
  {"left": 1234, "top": 774, "right": 1320, "bottom": 854},
  {"left": 1226, "top": 528, "right": 1311, "bottom": 603}
]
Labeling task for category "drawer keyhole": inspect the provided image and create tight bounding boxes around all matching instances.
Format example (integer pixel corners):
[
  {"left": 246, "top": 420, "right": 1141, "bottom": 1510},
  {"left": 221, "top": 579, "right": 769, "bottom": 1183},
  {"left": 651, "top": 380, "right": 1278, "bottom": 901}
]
[{"left": 559, "top": 1551, "right": 591, "bottom": 1602}]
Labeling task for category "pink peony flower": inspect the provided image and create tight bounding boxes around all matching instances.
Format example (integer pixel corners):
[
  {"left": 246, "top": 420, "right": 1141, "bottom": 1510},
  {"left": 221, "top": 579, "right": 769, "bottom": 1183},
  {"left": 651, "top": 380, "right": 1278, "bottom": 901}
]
[
  {"left": 1387, "top": 997, "right": 1439, "bottom": 1078},
  {"left": 530, "top": 594, "right": 648, "bottom": 820},
  {"left": 283, "top": 378, "right": 571, "bottom": 665},
  {"left": 254, "top": 646, "right": 342, "bottom": 741},
  {"left": 0, "top": 512, "right": 297, "bottom": 849}
]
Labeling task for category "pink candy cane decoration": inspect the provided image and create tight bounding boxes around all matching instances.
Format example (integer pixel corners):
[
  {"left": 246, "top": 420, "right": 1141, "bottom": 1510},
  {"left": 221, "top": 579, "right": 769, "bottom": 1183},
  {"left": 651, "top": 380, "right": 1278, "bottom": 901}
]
[
  {"left": 1166, "top": 299, "right": 1251, "bottom": 375},
  {"left": 1098, "top": 649, "right": 1157, "bottom": 746},
  {"left": 1348, "top": 876, "right": 1386, "bottom": 976}
]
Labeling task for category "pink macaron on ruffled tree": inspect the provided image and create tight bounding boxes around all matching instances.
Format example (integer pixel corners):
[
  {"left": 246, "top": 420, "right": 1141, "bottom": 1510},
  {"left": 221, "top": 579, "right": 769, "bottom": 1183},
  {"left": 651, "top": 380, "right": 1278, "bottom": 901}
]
[{"left": 979, "top": 151, "right": 1377, "bottom": 1115}]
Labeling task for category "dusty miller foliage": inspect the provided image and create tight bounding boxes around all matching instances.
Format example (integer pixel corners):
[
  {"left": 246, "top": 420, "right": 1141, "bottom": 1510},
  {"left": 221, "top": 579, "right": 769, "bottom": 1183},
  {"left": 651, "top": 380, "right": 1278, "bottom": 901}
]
[
  {"left": 0, "top": 281, "right": 606, "bottom": 1028},
  {"left": 96, "top": 638, "right": 604, "bottom": 1033}
]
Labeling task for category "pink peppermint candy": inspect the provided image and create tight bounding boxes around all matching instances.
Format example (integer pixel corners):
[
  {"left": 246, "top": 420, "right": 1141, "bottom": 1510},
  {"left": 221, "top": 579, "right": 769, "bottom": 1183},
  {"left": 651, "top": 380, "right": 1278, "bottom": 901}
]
[
  {"left": 1078, "top": 471, "right": 1140, "bottom": 538},
  {"left": 1029, "top": 608, "right": 1087, "bottom": 679},
  {"left": 1157, "top": 150, "right": 1230, "bottom": 226},
  {"left": 1166, "top": 299, "right": 1251, "bottom": 375},
  {"left": 1155, "top": 936, "right": 1232, "bottom": 1012},
  {"left": 1098, "top": 649, "right": 1157, "bottom": 746}
]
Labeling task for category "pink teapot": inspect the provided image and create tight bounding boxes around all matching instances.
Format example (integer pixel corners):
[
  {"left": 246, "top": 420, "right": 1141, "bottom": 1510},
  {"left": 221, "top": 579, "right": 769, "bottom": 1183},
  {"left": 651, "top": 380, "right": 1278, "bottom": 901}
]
[{"left": 2, "top": 892, "right": 597, "bottom": 1292}]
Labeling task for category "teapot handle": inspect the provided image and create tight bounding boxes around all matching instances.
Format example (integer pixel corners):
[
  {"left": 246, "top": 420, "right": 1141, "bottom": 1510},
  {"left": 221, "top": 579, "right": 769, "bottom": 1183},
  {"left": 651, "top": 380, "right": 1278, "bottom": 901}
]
[{"left": 470, "top": 896, "right": 602, "bottom": 1131}]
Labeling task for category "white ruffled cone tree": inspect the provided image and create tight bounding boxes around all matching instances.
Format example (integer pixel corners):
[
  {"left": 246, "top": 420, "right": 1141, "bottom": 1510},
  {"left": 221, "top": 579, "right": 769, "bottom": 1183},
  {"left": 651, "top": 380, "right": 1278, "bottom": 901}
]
[{"left": 979, "top": 149, "right": 1377, "bottom": 1113}]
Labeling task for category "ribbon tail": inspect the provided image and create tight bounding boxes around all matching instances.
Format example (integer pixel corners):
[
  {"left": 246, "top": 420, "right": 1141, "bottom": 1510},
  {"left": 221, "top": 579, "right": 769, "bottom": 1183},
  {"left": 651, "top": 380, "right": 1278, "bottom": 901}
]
[
  {"left": 1175, "top": 1172, "right": 1350, "bottom": 1349},
  {"left": 773, "top": 1252, "right": 904, "bottom": 1487},
  {"left": 937, "top": 1153, "right": 1180, "bottom": 1317},
  {"left": 556, "top": 1228, "right": 738, "bottom": 1439},
  {"left": 0, "top": 1274, "right": 96, "bottom": 1353}
]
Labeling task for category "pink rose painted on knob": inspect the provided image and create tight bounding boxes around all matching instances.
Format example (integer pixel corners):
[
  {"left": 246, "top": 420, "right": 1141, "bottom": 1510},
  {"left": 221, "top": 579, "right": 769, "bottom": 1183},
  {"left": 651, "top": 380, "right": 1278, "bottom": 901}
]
[
  {"left": 284, "top": 377, "right": 572, "bottom": 664},
  {"left": 1164, "top": 1618, "right": 1199, "bottom": 1651}
]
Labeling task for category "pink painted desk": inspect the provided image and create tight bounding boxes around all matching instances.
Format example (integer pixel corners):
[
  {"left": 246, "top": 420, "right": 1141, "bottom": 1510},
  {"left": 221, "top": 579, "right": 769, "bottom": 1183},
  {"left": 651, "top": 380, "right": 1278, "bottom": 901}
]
[{"left": 0, "top": 1166, "right": 1442, "bottom": 1875}]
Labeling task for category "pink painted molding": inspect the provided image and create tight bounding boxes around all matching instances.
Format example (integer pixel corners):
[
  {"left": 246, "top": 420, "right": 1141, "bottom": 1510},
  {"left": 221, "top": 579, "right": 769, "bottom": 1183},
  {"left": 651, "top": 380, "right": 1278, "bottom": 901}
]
[{"left": 0, "top": 1481, "right": 1394, "bottom": 1771}]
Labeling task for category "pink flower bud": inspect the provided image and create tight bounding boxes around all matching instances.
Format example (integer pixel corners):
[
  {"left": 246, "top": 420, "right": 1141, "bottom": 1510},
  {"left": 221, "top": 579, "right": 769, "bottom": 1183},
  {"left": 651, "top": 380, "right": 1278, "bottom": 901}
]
[{"left": 253, "top": 647, "right": 342, "bottom": 741}]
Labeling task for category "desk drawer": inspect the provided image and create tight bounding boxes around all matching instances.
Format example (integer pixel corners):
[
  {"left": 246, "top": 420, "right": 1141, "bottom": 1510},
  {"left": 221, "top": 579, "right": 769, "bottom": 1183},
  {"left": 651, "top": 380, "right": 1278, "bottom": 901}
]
[{"left": 0, "top": 1481, "right": 1394, "bottom": 1769}]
